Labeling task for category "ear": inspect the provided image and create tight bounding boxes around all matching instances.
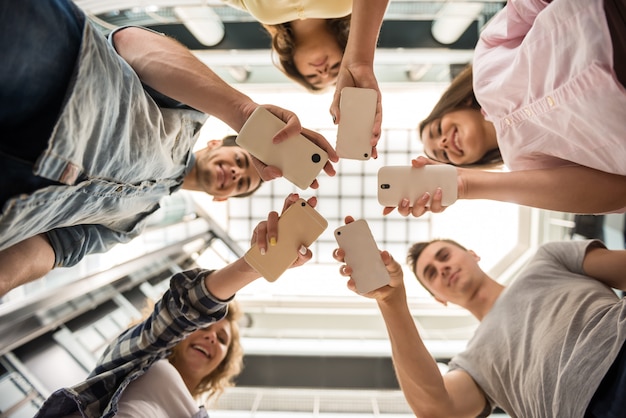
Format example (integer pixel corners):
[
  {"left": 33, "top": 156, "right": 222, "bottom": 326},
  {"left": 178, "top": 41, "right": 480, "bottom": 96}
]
[
  {"left": 434, "top": 296, "right": 448, "bottom": 307},
  {"left": 468, "top": 249, "right": 481, "bottom": 263},
  {"left": 212, "top": 196, "right": 228, "bottom": 202},
  {"left": 206, "top": 139, "right": 222, "bottom": 150}
]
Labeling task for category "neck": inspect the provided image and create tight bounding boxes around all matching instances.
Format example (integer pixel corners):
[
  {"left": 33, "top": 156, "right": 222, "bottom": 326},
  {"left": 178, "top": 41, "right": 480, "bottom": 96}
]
[
  {"left": 171, "top": 360, "right": 200, "bottom": 394},
  {"left": 464, "top": 275, "right": 504, "bottom": 321}
]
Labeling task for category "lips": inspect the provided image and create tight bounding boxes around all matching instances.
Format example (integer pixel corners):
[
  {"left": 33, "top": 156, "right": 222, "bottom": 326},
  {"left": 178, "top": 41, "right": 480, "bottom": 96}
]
[
  {"left": 191, "top": 344, "right": 211, "bottom": 359},
  {"left": 449, "top": 127, "right": 462, "bottom": 155}
]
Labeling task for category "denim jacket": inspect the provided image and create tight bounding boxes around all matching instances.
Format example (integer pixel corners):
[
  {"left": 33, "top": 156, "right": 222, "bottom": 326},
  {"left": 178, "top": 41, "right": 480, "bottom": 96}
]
[{"left": 0, "top": 19, "right": 207, "bottom": 267}]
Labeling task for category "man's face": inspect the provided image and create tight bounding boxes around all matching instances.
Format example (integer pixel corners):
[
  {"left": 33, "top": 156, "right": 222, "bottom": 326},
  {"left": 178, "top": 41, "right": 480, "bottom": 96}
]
[
  {"left": 194, "top": 140, "right": 262, "bottom": 201},
  {"left": 414, "top": 241, "right": 482, "bottom": 305}
]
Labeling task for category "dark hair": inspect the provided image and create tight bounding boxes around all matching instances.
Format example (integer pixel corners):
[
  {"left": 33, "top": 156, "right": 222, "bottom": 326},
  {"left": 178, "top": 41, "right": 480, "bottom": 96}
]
[
  {"left": 262, "top": 16, "right": 351, "bottom": 92},
  {"left": 220, "top": 135, "right": 264, "bottom": 197},
  {"left": 406, "top": 239, "right": 467, "bottom": 295},
  {"left": 418, "top": 64, "right": 503, "bottom": 167}
]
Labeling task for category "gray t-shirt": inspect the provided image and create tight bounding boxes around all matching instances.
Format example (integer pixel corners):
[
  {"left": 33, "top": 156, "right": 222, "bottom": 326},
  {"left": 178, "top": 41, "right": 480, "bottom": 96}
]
[{"left": 448, "top": 240, "right": 626, "bottom": 417}]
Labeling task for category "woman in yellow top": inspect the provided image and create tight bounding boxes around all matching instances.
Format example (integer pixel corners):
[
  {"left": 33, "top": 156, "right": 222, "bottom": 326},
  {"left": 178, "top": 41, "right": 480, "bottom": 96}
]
[{"left": 222, "top": 0, "right": 389, "bottom": 157}]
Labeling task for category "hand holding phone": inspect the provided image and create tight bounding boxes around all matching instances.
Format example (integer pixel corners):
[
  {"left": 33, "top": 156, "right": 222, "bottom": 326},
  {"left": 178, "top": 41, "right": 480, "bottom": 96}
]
[
  {"left": 244, "top": 198, "right": 328, "bottom": 282},
  {"left": 334, "top": 219, "right": 390, "bottom": 294},
  {"left": 336, "top": 87, "right": 377, "bottom": 160},
  {"left": 236, "top": 107, "right": 329, "bottom": 189},
  {"left": 377, "top": 165, "right": 458, "bottom": 207}
]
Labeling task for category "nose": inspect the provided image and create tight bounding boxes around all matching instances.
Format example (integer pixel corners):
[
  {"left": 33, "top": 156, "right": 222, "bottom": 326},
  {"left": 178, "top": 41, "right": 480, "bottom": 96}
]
[
  {"left": 316, "top": 64, "right": 329, "bottom": 78},
  {"left": 438, "top": 264, "right": 450, "bottom": 280},
  {"left": 230, "top": 166, "right": 242, "bottom": 181},
  {"left": 437, "top": 134, "right": 448, "bottom": 150},
  {"left": 202, "top": 328, "right": 216, "bottom": 344}
]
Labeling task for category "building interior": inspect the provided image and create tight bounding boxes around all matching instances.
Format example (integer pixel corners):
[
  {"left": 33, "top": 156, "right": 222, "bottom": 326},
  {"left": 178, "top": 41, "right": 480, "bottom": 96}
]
[{"left": 1, "top": 1, "right": 624, "bottom": 417}]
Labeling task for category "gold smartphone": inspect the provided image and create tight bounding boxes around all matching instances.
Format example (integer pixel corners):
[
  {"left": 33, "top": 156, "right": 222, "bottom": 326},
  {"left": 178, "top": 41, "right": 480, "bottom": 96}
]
[
  {"left": 236, "top": 107, "right": 329, "bottom": 189},
  {"left": 336, "top": 87, "right": 377, "bottom": 160},
  {"left": 377, "top": 165, "right": 458, "bottom": 207},
  {"left": 334, "top": 219, "right": 390, "bottom": 294},
  {"left": 244, "top": 198, "right": 328, "bottom": 282}
]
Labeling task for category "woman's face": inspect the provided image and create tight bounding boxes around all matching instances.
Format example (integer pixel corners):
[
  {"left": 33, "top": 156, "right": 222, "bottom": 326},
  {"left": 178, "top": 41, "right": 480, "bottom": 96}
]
[
  {"left": 292, "top": 26, "right": 343, "bottom": 90},
  {"left": 420, "top": 108, "right": 497, "bottom": 166},
  {"left": 171, "top": 319, "right": 232, "bottom": 388}
]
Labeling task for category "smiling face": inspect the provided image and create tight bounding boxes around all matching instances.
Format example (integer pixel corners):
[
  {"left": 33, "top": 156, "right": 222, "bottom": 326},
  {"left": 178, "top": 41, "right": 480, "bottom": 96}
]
[
  {"left": 292, "top": 23, "right": 343, "bottom": 90},
  {"left": 193, "top": 140, "right": 262, "bottom": 201},
  {"left": 170, "top": 319, "right": 232, "bottom": 391},
  {"left": 413, "top": 241, "right": 483, "bottom": 305},
  {"left": 420, "top": 108, "right": 498, "bottom": 166}
]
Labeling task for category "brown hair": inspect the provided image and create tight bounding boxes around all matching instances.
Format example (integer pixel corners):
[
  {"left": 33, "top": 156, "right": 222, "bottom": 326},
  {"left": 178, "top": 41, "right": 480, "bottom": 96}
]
[
  {"left": 406, "top": 239, "right": 467, "bottom": 295},
  {"left": 262, "top": 16, "right": 351, "bottom": 92},
  {"left": 418, "top": 64, "right": 503, "bottom": 166},
  {"left": 168, "top": 300, "right": 245, "bottom": 401},
  {"left": 221, "top": 134, "right": 264, "bottom": 197}
]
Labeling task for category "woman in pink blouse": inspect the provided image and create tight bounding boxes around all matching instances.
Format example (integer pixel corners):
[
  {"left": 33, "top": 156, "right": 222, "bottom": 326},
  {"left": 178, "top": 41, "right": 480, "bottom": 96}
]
[{"left": 394, "top": 0, "right": 626, "bottom": 217}]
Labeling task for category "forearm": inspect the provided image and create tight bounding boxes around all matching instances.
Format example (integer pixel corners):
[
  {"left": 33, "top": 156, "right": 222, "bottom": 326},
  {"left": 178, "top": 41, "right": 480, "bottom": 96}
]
[
  {"left": 204, "top": 257, "right": 261, "bottom": 300},
  {"left": 343, "top": 0, "right": 389, "bottom": 64},
  {"left": 112, "top": 27, "right": 256, "bottom": 131},
  {"left": 377, "top": 298, "right": 456, "bottom": 416},
  {"left": 0, "top": 234, "right": 55, "bottom": 296},
  {"left": 461, "top": 166, "right": 626, "bottom": 214}
]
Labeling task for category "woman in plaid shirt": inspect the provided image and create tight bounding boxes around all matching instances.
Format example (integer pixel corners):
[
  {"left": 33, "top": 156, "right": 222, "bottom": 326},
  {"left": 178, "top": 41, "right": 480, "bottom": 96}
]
[{"left": 36, "top": 194, "right": 317, "bottom": 417}]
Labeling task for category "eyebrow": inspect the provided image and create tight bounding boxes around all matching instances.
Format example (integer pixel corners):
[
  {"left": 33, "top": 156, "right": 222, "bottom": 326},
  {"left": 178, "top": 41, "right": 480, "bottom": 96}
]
[{"left": 422, "top": 247, "right": 447, "bottom": 278}]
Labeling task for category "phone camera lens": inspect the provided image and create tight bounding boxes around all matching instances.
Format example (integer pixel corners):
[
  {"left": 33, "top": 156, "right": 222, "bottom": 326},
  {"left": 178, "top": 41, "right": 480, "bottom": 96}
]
[
  {"left": 311, "top": 153, "right": 321, "bottom": 163},
  {"left": 337, "top": 231, "right": 341, "bottom": 235},
  {"left": 364, "top": 153, "right": 369, "bottom": 158},
  {"left": 301, "top": 202, "right": 306, "bottom": 207},
  {"left": 381, "top": 184, "right": 390, "bottom": 189}
]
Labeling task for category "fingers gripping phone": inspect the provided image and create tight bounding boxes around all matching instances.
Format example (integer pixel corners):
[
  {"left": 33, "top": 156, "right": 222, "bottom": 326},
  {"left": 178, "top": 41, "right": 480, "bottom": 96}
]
[
  {"left": 244, "top": 198, "right": 328, "bottom": 282},
  {"left": 334, "top": 219, "right": 390, "bottom": 294},
  {"left": 236, "top": 107, "right": 329, "bottom": 189},
  {"left": 377, "top": 165, "right": 458, "bottom": 207},
  {"left": 336, "top": 87, "right": 377, "bottom": 160}
]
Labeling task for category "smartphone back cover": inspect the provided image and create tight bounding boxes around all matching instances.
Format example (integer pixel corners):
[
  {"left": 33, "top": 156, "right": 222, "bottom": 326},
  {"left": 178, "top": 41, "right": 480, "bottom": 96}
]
[
  {"left": 334, "top": 219, "right": 390, "bottom": 294},
  {"left": 336, "top": 87, "right": 377, "bottom": 160},
  {"left": 244, "top": 199, "right": 328, "bottom": 282},
  {"left": 377, "top": 165, "right": 458, "bottom": 207},
  {"left": 236, "top": 107, "right": 329, "bottom": 189}
]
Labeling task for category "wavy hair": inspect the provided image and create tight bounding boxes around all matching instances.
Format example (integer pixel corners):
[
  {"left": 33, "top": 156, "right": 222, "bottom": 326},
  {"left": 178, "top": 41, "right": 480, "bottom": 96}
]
[
  {"left": 169, "top": 300, "right": 245, "bottom": 401},
  {"left": 263, "top": 16, "right": 351, "bottom": 92},
  {"left": 418, "top": 65, "right": 503, "bottom": 167}
]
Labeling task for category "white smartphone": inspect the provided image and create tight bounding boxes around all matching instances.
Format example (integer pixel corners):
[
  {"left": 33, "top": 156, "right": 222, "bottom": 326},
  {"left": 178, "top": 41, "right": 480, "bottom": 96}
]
[
  {"left": 336, "top": 87, "right": 377, "bottom": 160},
  {"left": 377, "top": 165, "right": 458, "bottom": 207},
  {"left": 244, "top": 198, "right": 328, "bottom": 282},
  {"left": 334, "top": 219, "right": 390, "bottom": 294},
  {"left": 236, "top": 107, "right": 329, "bottom": 189}
]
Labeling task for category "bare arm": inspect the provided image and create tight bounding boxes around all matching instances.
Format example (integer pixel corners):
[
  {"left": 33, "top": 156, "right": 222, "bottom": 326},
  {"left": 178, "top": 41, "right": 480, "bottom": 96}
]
[
  {"left": 0, "top": 234, "right": 55, "bottom": 296},
  {"left": 460, "top": 165, "right": 626, "bottom": 214},
  {"left": 330, "top": 0, "right": 389, "bottom": 154},
  {"left": 391, "top": 158, "right": 626, "bottom": 217},
  {"left": 582, "top": 245, "right": 626, "bottom": 291},
  {"left": 112, "top": 27, "right": 337, "bottom": 183},
  {"left": 334, "top": 224, "right": 487, "bottom": 417}
]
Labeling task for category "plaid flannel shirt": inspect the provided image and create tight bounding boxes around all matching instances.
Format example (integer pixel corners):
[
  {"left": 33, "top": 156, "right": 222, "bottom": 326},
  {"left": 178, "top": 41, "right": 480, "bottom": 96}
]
[{"left": 35, "top": 268, "right": 231, "bottom": 418}]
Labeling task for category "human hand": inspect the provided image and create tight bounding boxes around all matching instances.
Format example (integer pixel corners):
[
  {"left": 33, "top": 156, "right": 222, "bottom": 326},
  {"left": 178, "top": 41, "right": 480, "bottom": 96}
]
[
  {"left": 249, "top": 193, "right": 317, "bottom": 266},
  {"left": 329, "top": 64, "right": 382, "bottom": 159},
  {"left": 332, "top": 216, "right": 405, "bottom": 302},
  {"left": 382, "top": 156, "right": 461, "bottom": 217},
  {"left": 247, "top": 105, "right": 338, "bottom": 189}
]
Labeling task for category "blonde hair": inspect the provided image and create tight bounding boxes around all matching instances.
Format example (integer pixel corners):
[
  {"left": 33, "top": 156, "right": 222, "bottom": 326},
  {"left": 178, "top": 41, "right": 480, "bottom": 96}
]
[
  {"left": 168, "top": 300, "right": 244, "bottom": 400},
  {"left": 132, "top": 299, "right": 245, "bottom": 402}
]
